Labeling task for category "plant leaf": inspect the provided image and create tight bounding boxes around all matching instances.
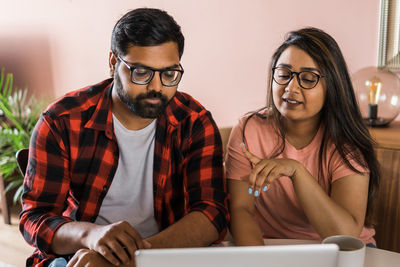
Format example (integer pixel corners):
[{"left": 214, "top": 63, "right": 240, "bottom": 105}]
[
  {"left": 5, "top": 179, "right": 23, "bottom": 193},
  {"left": 0, "top": 68, "right": 43, "bottom": 204},
  {"left": 13, "top": 184, "right": 24, "bottom": 204}
]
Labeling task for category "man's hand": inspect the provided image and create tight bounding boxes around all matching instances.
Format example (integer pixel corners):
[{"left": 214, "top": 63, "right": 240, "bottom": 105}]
[
  {"left": 83, "top": 221, "right": 151, "bottom": 266},
  {"left": 67, "top": 249, "right": 116, "bottom": 267}
]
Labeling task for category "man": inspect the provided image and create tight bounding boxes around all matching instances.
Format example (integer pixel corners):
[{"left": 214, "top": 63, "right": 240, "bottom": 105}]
[{"left": 20, "top": 8, "right": 229, "bottom": 267}]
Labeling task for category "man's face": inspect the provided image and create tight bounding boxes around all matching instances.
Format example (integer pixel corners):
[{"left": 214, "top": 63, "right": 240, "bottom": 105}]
[{"left": 110, "top": 41, "right": 181, "bottom": 119}]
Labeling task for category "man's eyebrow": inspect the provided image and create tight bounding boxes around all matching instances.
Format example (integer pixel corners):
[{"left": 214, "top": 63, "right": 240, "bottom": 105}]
[{"left": 131, "top": 62, "right": 181, "bottom": 69}]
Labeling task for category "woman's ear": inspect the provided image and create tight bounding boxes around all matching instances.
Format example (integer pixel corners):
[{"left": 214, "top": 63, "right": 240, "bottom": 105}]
[{"left": 109, "top": 52, "right": 117, "bottom": 77}]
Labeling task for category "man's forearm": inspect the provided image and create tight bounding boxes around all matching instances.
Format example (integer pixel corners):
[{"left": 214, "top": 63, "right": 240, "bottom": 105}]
[
  {"left": 145, "top": 211, "right": 219, "bottom": 248},
  {"left": 51, "top": 221, "right": 94, "bottom": 255}
]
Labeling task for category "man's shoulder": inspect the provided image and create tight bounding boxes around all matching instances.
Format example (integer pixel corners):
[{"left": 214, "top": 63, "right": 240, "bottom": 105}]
[
  {"left": 44, "top": 79, "right": 113, "bottom": 119},
  {"left": 167, "top": 91, "right": 209, "bottom": 124}
]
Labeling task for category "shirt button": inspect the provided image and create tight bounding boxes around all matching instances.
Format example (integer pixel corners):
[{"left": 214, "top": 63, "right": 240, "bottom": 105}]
[
  {"left": 103, "top": 185, "right": 108, "bottom": 191},
  {"left": 90, "top": 218, "right": 95, "bottom": 223}
]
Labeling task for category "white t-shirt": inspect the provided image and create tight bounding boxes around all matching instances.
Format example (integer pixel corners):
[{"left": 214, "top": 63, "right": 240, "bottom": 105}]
[{"left": 95, "top": 114, "right": 159, "bottom": 238}]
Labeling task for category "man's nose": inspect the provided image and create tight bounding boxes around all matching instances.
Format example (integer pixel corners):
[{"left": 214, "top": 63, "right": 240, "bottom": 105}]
[{"left": 147, "top": 72, "right": 163, "bottom": 92}]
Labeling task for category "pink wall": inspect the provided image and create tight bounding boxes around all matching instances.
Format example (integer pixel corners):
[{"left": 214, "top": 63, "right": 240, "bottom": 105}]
[{"left": 1, "top": 0, "right": 387, "bottom": 127}]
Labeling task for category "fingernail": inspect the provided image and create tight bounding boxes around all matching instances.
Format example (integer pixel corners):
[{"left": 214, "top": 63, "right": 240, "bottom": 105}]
[
  {"left": 254, "top": 190, "right": 259, "bottom": 197},
  {"left": 248, "top": 187, "right": 253, "bottom": 194},
  {"left": 263, "top": 185, "right": 268, "bottom": 191}
]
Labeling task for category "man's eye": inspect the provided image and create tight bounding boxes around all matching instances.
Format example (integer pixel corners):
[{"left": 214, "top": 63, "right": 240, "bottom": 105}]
[
  {"left": 134, "top": 68, "right": 150, "bottom": 76},
  {"left": 163, "top": 71, "right": 176, "bottom": 78}
]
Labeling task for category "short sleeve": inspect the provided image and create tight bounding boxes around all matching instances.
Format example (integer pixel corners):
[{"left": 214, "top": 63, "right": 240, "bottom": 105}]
[
  {"left": 225, "top": 118, "right": 252, "bottom": 181},
  {"left": 329, "top": 149, "right": 369, "bottom": 182}
]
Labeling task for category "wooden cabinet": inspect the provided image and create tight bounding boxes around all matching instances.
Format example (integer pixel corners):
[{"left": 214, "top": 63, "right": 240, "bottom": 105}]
[{"left": 369, "top": 121, "right": 400, "bottom": 252}]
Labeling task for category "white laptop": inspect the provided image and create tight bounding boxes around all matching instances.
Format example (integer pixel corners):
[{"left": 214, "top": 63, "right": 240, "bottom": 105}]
[{"left": 135, "top": 244, "right": 339, "bottom": 267}]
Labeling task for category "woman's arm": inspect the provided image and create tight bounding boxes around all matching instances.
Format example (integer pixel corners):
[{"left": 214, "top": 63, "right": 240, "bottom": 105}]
[
  {"left": 228, "top": 179, "right": 264, "bottom": 246},
  {"left": 292, "top": 165, "right": 369, "bottom": 238},
  {"left": 244, "top": 146, "right": 369, "bottom": 239}
]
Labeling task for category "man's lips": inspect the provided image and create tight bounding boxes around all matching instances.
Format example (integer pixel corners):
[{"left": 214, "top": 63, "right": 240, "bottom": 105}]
[{"left": 145, "top": 98, "right": 161, "bottom": 104}]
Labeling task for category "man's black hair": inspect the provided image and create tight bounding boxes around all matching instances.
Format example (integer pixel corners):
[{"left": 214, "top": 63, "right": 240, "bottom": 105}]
[{"left": 111, "top": 8, "right": 185, "bottom": 58}]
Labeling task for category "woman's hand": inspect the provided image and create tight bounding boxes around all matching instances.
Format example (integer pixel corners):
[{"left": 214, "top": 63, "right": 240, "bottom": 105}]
[{"left": 241, "top": 144, "right": 302, "bottom": 197}]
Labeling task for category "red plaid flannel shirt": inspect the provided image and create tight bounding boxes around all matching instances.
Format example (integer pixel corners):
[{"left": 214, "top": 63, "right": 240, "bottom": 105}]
[{"left": 20, "top": 79, "right": 229, "bottom": 266}]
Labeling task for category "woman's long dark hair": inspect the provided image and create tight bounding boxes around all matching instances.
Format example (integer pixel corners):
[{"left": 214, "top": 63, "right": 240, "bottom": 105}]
[{"left": 243, "top": 27, "right": 380, "bottom": 227}]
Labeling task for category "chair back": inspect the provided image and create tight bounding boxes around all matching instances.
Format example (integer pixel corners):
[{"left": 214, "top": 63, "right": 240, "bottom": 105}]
[
  {"left": 219, "top": 127, "right": 233, "bottom": 158},
  {"left": 16, "top": 148, "right": 29, "bottom": 176}
]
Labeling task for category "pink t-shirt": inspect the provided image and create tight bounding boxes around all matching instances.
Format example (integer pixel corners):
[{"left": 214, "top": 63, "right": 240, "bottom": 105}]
[{"left": 225, "top": 115, "right": 375, "bottom": 244}]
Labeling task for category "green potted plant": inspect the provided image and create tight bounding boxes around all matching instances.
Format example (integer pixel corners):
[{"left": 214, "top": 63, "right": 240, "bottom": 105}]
[{"left": 0, "top": 68, "right": 43, "bottom": 204}]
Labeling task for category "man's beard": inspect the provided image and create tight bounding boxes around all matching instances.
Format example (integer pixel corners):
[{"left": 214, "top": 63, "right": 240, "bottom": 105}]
[{"left": 114, "top": 71, "right": 172, "bottom": 118}]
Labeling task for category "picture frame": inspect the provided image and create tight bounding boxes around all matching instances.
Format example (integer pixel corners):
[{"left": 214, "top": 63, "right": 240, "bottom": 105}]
[{"left": 378, "top": 0, "right": 400, "bottom": 71}]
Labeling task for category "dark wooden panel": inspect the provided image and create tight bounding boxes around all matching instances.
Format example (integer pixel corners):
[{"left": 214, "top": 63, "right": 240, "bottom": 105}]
[{"left": 374, "top": 148, "right": 400, "bottom": 252}]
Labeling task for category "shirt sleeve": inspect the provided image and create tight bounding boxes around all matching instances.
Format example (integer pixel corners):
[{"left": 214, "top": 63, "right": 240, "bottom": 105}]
[
  {"left": 19, "top": 113, "right": 73, "bottom": 255},
  {"left": 184, "top": 110, "right": 229, "bottom": 242},
  {"left": 329, "top": 148, "right": 370, "bottom": 182},
  {"left": 225, "top": 117, "right": 252, "bottom": 181}
]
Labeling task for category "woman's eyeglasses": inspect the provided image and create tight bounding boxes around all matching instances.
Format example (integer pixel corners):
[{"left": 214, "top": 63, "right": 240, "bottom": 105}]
[{"left": 272, "top": 67, "right": 324, "bottom": 89}]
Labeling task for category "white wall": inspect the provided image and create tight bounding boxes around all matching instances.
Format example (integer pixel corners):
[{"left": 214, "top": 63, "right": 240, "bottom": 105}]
[{"left": 1, "top": 0, "right": 387, "bottom": 127}]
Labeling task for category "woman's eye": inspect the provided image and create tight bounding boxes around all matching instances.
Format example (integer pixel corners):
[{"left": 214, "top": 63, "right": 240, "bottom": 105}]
[
  {"left": 302, "top": 78, "right": 316, "bottom": 83},
  {"left": 301, "top": 73, "right": 317, "bottom": 83}
]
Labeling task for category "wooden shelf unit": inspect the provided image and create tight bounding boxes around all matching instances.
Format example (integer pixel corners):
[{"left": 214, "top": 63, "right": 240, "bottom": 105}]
[{"left": 369, "top": 121, "right": 400, "bottom": 252}]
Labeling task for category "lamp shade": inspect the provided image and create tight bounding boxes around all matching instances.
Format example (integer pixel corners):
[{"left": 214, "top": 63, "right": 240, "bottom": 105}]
[{"left": 352, "top": 67, "right": 400, "bottom": 127}]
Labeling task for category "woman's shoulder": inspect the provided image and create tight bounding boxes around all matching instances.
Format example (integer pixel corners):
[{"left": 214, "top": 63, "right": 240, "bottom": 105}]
[
  {"left": 232, "top": 109, "right": 277, "bottom": 143},
  {"left": 237, "top": 108, "right": 275, "bottom": 129}
]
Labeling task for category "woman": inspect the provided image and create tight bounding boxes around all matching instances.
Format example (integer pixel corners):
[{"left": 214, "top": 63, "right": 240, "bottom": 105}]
[{"left": 225, "top": 27, "right": 379, "bottom": 247}]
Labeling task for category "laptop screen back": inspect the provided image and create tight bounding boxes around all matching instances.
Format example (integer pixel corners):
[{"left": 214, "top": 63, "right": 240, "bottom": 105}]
[{"left": 135, "top": 244, "right": 339, "bottom": 267}]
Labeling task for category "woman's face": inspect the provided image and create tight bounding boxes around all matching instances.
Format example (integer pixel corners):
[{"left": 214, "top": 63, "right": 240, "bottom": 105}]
[{"left": 272, "top": 46, "right": 326, "bottom": 124}]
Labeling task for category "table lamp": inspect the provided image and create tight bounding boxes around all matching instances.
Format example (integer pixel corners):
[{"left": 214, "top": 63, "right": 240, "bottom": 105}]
[{"left": 352, "top": 67, "right": 400, "bottom": 127}]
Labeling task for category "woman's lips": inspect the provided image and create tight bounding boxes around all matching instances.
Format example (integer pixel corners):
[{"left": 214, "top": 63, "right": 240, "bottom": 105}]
[{"left": 283, "top": 98, "right": 302, "bottom": 107}]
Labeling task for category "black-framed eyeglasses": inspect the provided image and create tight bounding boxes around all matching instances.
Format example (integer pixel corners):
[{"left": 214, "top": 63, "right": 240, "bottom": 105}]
[
  {"left": 117, "top": 55, "right": 184, "bottom": 87},
  {"left": 272, "top": 67, "right": 324, "bottom": 89}
]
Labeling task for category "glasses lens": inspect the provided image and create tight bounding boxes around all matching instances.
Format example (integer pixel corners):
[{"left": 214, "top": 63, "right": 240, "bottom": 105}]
[
  {"left": 273, "top": 68, "right": 291, "bottom": 85},
  {"left": 161, "top": 70, "right": 182, "bottom": 86},
  {"left": 299, "top": 72, "right": 319, "bottom": 89},
  {"left": 132, "top": 67, "right": 153, "bottom": 84}
]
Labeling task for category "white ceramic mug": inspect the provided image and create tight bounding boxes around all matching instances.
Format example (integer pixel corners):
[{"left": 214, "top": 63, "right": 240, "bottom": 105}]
[{"left": 322, "top": 235, "right": 366, "bottom": 267}]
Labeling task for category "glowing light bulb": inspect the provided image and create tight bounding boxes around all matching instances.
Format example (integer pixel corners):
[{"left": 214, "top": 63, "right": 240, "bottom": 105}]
[
  {"left": 365, "top": 76, "right": 382, "bottom": 119},
  {"left": 365, "top": 76, "right": 382, "bottom": 104}
]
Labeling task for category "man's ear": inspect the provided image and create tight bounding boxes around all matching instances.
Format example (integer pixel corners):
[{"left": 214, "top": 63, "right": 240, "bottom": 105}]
[{"left": 109, "top": 52, "right": 117, "bottom": 77}]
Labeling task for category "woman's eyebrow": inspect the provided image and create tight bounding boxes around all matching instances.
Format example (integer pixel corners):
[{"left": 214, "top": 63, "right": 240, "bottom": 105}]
[
  {"left": 300, "top": 67, "right": 321, "bottom": 73},
  {"left": 276, "top": 63, "right": 292, "bottom": 69},
  {"left": 276, "top": 64, "right": 320, "bottom": 73}
]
